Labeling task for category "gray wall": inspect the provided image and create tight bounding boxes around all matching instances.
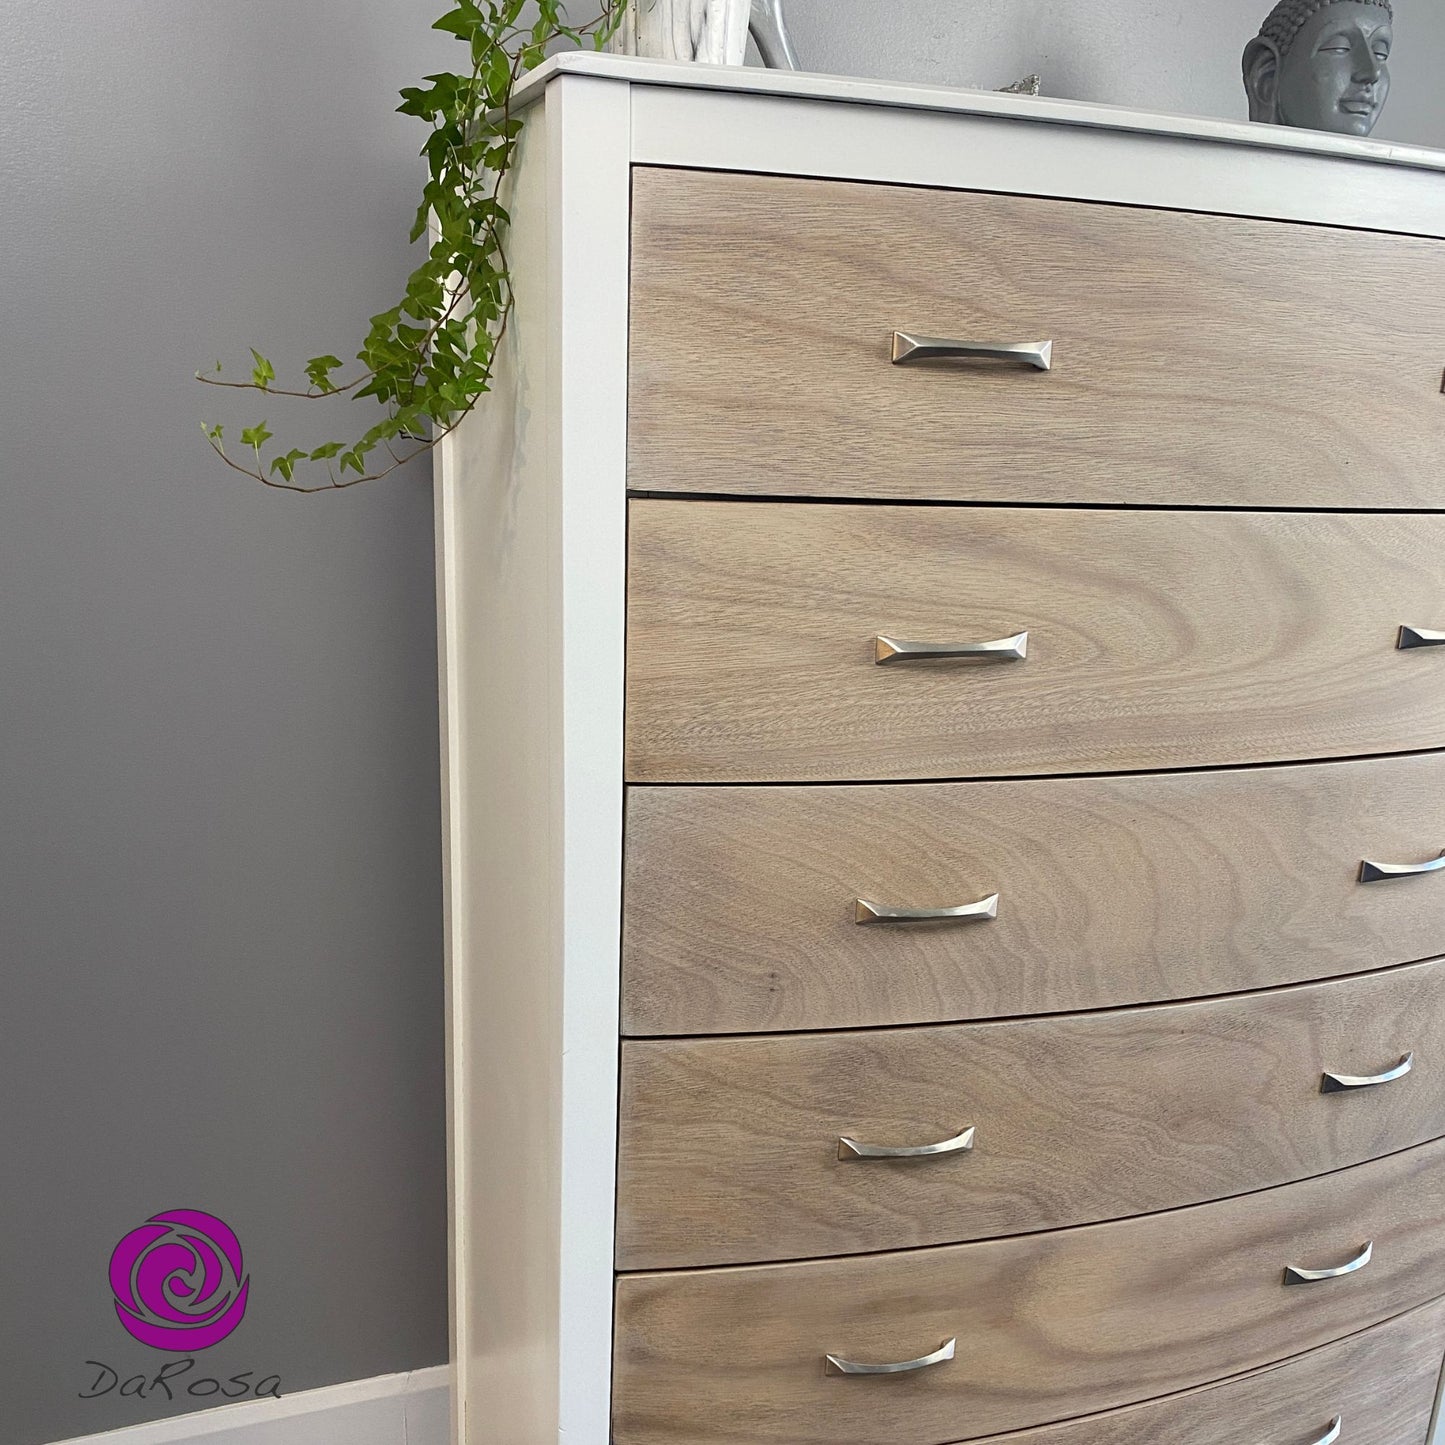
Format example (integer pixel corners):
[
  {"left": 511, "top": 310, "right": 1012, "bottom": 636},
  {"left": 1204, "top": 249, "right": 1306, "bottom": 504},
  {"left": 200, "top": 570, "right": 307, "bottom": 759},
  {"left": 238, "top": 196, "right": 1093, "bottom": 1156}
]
[
  {"left": 2, "top": 3, "right": 1442, "bottom": 1443},
  {"left": 0, "top": 4, "right": 453, "bottom": 1443}
]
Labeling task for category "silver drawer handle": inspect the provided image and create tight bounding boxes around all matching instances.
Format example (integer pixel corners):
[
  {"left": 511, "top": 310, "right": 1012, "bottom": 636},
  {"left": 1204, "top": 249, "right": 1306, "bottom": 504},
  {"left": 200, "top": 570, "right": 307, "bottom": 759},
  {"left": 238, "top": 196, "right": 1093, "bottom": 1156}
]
[
  {"left": 825, "top": 1336, "right": 957, "bottom": 1377},
  {"left": 839, "top": 1126, "right": 976, "bottom": 1162},
  {"left": 856, "top": 894, "right": 999, "bottom": 926},
  {"left": 892, "top": 332, "right": 1053, "bottom": 371},
  {"left": 1399, "top": 625, "right": 1445, "bottom": 649},
  {"left": 1321, "top": 1053, "right": 1414, "bottom": 1093},
  {"left": 1305, "top": 1419, "right": 1343, "bottom": 1445},
  {"left": 1359, "top": 851, "right": 1445, "bottom": 883},
  {"left": 1283, "top": 1241, "right": 1373, "bottom": 1286},
  {"left": 876, "top": 632, "right": 1028, "bottom": 665}
]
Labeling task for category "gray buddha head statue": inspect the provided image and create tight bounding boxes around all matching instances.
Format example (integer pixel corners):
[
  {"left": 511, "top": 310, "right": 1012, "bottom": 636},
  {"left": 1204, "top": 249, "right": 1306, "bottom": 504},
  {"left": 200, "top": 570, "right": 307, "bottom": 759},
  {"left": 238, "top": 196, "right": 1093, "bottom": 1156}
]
[{"left": 1243, "top": 0, "right": 1393, "bottom": 136}]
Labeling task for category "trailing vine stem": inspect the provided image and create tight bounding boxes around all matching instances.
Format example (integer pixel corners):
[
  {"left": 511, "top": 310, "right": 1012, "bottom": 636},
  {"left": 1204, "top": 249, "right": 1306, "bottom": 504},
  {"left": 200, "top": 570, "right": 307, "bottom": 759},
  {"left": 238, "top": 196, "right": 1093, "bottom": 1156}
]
[{"left": 199, "top": 1, "right": 623, "bottom": 493}]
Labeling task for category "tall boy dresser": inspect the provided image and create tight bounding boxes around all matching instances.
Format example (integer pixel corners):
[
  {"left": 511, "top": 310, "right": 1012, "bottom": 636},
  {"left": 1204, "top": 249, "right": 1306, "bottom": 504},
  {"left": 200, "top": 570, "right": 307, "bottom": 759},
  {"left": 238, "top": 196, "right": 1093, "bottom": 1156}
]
[{"left": 435, "top": 53, "right": 1445, "bottom": 1445}]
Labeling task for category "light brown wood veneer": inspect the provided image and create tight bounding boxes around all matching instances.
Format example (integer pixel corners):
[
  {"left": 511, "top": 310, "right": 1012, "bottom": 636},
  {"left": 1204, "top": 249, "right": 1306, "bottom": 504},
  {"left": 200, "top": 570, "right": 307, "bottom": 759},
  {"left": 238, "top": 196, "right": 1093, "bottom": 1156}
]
[
  {"left": 611, "top": 1136, "right": 1445, "bottom": 1445},
  {"left": 939, "top": 1299, "right": 1445, "bottom": 1445},
  {"left": 617, "top": 957, "right": 1445, "bottom": 1267},
  {"left": 628, "top": 168, "right": 1445, "bottom": 508},
  {"left": 622, "top": 752, "right": 1445, "bottom": 1034},
  {"left": 625, "top": 502, "right": 1445, "bottom": 782}
]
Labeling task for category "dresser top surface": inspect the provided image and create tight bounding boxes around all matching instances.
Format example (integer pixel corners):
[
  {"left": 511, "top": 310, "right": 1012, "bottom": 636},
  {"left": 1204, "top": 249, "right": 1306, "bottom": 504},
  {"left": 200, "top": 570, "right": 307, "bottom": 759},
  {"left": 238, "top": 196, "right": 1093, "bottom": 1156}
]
[{"left": 518, "top": 50, "right": 1445, "bottom": 178}]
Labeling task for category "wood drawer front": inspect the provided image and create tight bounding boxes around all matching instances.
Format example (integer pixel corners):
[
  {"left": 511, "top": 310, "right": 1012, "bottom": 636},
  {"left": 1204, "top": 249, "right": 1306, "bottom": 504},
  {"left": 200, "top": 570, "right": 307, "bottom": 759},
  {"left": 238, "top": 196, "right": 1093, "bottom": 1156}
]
[
  {"left": 617, "top": 959, "right": 1445, "bottom": 1269},
  {"left": 954, "top": 1300, "right": 1445, "bottom": 1445},
  {"left": 623, "top": 753, "right": 1445, "bottom": 1035},
  {"left": 626, "top": 502, "right": 1445, "bottom": 783},
  {"left": 612, "top": 1137, "right": 1445, "bottom": 1445},
  {"left": 628, "top": 168, "right": 1445, "bottom": 509}
]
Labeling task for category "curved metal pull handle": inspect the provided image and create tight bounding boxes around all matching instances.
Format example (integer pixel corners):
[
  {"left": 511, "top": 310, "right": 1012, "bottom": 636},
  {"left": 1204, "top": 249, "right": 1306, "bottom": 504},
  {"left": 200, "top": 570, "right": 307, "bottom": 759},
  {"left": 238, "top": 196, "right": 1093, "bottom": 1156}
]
[
  {"left": 876, "top": 633, "right": 1028, "bottom": 665},
  {"left": 856, "top": 895, "right": 999, "bottom": 926},
  {"left": 1359, "top": 851, "right": 1445, "bottom": 883},
  {"left": 1305, "top": 1418, "right": 1343, "bottom": 1445},
  {"left": 892, "top": 333, "right": 1053, "bottom": 371},
  {"left": 825, "top": 1336, "right": 957, "bottom": 1377},
  {"left": 1322, "top": 1053, "right": 1414, "bottom": 1093},
  {"left": 839, "top": 1126, "right": 976, "bottom": 1162},
  {"left": 1399, "top": 625, "right": 1445, "bottom": 649},
  {"left": 1283, "top": 1241, "right": 1373, "bottom": 1286}
]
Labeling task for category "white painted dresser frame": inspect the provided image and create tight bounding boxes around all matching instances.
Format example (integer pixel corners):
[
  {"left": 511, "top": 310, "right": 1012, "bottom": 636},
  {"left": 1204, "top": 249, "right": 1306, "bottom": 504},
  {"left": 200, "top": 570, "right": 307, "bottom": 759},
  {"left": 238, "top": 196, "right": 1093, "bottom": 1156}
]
[{"left": 434, "top": 53, "right": 1445, "bottom": 1445}]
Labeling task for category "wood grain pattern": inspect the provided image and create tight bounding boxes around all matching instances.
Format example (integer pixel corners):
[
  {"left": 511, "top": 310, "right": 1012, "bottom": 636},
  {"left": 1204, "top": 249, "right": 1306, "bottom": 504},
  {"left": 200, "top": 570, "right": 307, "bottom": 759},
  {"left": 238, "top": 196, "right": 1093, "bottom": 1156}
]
[
  {"left": 941, "top": 1299, "right": 1445, "bottom": 1445},
  {"left": 622, "top": 752, "right": 1445, "bottom": 1035},
  {"left": 612, "top": 1136, "right": 1445, "bottom": 1445},
  {"left": 617, "top": 958, "right": 1445, "bottom": 1268},
  {"left": 628, "top": 168, "right": 1445, "bottom": 508},
  {"left": 625, "top": 502, "right": 1445, "bottom": 783}
]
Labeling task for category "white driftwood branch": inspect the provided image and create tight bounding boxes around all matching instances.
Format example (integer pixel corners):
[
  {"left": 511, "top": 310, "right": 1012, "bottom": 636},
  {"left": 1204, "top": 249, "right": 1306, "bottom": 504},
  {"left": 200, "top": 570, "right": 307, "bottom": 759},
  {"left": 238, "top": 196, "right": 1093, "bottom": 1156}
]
[{"left": 609, "top": 0, "right": 752, "bottom": 64}]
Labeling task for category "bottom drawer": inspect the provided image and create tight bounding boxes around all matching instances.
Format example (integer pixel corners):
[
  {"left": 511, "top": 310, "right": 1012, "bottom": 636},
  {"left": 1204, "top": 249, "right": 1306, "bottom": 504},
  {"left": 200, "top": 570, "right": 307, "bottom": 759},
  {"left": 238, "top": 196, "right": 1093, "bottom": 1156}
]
[
  {"left": 970, "top": 1298, "right": 1445, "bottom": 1445},
  {"left": 613, "top": 1137, "right": 1445, "bottom": 1445}
]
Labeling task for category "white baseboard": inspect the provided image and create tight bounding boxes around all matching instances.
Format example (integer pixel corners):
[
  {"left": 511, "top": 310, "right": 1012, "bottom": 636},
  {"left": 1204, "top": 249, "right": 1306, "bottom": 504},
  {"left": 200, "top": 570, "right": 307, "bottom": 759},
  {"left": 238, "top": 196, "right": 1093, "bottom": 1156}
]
[{"left": 52, "top": 1366, "right": 451, "bottom": 1445}]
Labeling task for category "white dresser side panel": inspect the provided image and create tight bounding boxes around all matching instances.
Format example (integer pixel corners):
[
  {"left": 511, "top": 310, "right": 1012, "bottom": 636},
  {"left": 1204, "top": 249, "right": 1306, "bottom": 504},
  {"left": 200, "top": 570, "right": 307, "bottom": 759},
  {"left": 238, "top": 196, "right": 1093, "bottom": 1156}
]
[
  {"left": 548, "top": 71, "right": 631, "bottom": 1445},
  {"left": 437, "top": 99, "right": 565, "bottom": 1445},
  {"left": 436, "top": 73, "right": 631, "bottom": 1445},
  {"left": 631, "top": 86, "right": 1445, "bottom": 240}
]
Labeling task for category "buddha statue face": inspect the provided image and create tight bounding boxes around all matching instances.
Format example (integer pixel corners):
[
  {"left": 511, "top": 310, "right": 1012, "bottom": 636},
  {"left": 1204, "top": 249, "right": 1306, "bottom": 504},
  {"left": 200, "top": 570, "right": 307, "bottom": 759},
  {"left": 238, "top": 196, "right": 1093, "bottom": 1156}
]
[{"left": 1243, "top": 0, "right": 1392, "bottom": 137}]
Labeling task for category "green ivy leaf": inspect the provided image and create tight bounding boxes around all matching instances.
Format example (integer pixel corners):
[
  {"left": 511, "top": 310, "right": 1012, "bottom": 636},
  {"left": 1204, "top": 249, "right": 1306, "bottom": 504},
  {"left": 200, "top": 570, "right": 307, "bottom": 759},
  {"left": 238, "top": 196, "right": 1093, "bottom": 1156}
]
[
  {"left": 304, "top": 355, "right": 344, "bottom": 393},
  {"left": 249, "top": 349, "right": 276, "bottom": 389},
  {"left": 240, "top": 421, "right": 273, "bottom": 451},
  {"left": 432, "top": 2, "right": 484, "bottom": 38},
  {"left": 269, "top": 448, "right": 309, "bottom": 482}
]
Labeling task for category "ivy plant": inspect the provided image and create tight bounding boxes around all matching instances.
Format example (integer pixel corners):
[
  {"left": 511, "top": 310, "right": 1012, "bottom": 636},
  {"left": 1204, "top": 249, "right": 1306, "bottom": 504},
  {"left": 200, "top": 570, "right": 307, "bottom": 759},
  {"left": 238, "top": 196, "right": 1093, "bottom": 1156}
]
[{"left": 200, "top": 1, "right": 622, "bottom": 492}]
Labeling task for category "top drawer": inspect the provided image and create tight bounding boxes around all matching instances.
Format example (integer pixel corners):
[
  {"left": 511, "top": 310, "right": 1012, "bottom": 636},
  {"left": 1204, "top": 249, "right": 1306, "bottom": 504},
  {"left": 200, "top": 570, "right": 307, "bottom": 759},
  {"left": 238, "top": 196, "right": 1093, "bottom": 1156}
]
[{"left": 628, "top": 169, "right": 1445, "bottom": 508}]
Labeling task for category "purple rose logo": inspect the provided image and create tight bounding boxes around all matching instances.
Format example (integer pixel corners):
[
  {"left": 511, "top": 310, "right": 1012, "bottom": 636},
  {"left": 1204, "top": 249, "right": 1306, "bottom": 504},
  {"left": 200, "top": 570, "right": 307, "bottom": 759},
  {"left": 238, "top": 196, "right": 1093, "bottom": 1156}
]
[{"left": 109, "top": 1210, "right": 250, "bottom": 1351}]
